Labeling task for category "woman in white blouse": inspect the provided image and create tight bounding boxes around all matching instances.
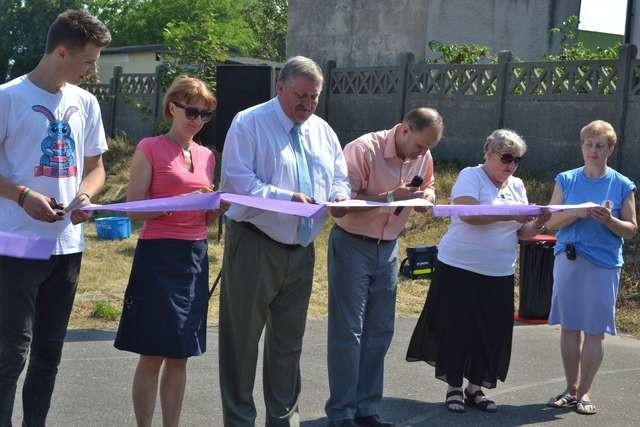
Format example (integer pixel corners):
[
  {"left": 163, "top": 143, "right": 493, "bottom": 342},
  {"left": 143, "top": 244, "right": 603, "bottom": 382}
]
[{"left": 406, "top": 129, "right": 549, "bottom": 414}]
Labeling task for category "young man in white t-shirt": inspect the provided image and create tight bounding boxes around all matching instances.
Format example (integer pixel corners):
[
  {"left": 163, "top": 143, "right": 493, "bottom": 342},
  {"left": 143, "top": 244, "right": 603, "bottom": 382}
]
[{"left": 0, "top": 10, "right": 110, "bottom": 426}]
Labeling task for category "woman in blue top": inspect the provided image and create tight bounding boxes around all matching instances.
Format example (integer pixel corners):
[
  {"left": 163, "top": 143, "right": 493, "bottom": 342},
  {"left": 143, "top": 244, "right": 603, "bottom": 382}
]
[{"left": 546, "top": 120, "right": 637, "bottom": 415}]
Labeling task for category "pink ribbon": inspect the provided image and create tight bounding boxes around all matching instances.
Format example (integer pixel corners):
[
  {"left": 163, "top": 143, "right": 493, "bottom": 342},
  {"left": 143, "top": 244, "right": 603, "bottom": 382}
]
[
  {"left": 433, "top": 204, "right": 548, "bottom": 217},
  {"left": 0, "top": 231, "right": 56, "bottom": 260},
  {"left": 3, "top": 195, "right": 596, "bottom": 260},
  {"left": 81, "top": 192, "right": 221, "bottom": 213},
  {"left": 80, "top": 193, "right": 589, "bottom": 218},
  {"left": 81, "top": 192, "right": 322, "bottom": 218}
]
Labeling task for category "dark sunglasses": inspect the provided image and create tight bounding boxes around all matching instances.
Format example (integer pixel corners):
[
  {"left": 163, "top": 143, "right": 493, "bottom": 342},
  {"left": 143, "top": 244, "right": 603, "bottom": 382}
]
[
  {"left": 173, "top": 102, "right": 214, "bottom": 122},
  {"left": 497, "top": 152, "right": 523, "bottom": 165}
]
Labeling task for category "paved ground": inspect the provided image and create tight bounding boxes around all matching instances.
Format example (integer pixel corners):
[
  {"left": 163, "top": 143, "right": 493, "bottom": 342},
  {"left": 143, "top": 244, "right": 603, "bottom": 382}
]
[{"left": 11, "top": 319, "right": 640, "bottom": 426}]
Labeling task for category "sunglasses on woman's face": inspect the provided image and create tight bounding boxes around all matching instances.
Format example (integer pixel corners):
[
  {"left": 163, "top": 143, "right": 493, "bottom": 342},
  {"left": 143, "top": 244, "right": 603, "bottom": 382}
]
[
  {"left": 173, "top": 102, "right": 214, "bottom": 122},
  {"left": 496, "top": 152, "right": 523, "bottom": 165}
]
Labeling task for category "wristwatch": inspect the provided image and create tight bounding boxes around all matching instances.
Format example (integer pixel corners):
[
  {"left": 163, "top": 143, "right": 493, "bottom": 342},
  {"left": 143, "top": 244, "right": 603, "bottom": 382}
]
[{"left": 386, "top": 190, "right": 395, "bottom": 203}]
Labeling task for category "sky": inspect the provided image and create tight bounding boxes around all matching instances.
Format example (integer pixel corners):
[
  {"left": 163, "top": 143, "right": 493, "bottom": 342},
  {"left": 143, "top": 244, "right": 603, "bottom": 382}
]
[{"left": 579, "top": 0, "right": 627, "bottom": 35}]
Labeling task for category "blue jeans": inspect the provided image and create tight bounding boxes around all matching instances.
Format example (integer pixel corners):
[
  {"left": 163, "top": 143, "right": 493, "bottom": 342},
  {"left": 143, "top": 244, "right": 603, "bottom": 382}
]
[
  {"left": 0, "top": 253, "right": 82, "bottom": 427},
  {"left": 325, "top": 226, "right": 398, "bottom": 421}
]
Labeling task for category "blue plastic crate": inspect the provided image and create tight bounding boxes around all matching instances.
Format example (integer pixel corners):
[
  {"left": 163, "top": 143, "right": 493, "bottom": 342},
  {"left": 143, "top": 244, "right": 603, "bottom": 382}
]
[{"left": 95, "top": 216, "right": 131, "bottom": 240}]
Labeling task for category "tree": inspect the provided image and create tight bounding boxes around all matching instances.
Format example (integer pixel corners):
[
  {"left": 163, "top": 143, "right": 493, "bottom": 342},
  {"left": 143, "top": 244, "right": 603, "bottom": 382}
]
[
  {"left": 86, "top": 0, "right": 140, "bottom": 46},
  {"left": 161, "top": 9, "right": 228, "bottom": 90},
  {"left": 0, "top": 0, "right": 20, "bottom": 81},
  {"left": 545, "top": 15, "right": 620, "bottom": 61},
  {"left": 88, "top": 0, "right": 255, "bottom": 52},
  {"left": 88, "top": 0, "right": 288, "bottom": 61},
  {"left": 0, "top": 0, "right": 289, "bottom": 83},
  {"left": 0, "top": 0, "right": 84, "bottom": 82},
  {"left": 86, "top": 0, "right": 261, "bottom": 89},
  {"left": 244, "top": 0, "right": 288, "bottom": 61}
]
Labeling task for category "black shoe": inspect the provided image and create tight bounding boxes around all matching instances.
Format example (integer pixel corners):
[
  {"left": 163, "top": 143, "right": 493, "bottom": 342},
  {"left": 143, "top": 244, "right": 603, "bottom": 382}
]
[
  {"left": 328, "top": 420, "right": 359, "bottom": 427},
  {"left": 354, "top": 415, "right": 395, "bottom": 427}
]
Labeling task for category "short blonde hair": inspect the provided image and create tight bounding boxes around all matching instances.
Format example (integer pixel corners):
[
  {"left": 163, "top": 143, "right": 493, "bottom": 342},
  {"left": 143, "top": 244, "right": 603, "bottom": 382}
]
[
  {"left": 483, "top": 129, "right": 527, "bottom": 155},
  {"left": 163, "top": 75, "right": 217, "bottom": 121},
  {"left": 580, "top": 120, "right": 617, "bottom": 147}
]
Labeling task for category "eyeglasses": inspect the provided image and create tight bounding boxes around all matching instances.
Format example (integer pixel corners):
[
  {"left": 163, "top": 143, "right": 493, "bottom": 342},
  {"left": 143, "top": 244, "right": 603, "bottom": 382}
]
[
  {"left": 286, "top": 84, "right": 320, "bottom": 102},
  {"left": 173, "top": 102, "right": 214, "bottom": 122},
  {"left": 496, "top": 152, "right": 523, "bottom": 165}
]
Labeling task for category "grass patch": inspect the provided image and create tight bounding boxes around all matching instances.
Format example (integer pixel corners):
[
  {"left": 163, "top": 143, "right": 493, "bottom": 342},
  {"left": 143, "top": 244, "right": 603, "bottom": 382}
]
[
  {"left": 90, "top": 300, "right": 121, "bottom": 321},
  {"left": 72, "top": 142, "right": 640, "bottom": 338},
  {"left": 97, "top": 136, "right": 134, "bottom": 204}
]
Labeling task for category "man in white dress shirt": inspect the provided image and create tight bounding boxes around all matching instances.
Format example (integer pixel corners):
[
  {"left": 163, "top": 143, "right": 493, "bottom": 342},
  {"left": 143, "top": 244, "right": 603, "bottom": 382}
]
[{"left": 220, "top": 56, "right": 350, "bottom": 426}]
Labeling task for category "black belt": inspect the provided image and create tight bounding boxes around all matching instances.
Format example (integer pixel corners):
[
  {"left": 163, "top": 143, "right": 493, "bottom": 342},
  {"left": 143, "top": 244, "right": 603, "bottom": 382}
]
[
  {"left": 334, "top": 225, "right": 395, "bottom": 245},
  {"left": 236, "top": 221, "right": 305, "bottom": 250}
]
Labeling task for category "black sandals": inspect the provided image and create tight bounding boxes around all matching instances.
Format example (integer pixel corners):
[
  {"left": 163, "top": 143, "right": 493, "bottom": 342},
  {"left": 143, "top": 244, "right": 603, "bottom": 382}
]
[
  {"left": 445, "top": 389, "right": 465, "bottom": 413},
  {"left": 464, "top": 388, "right": 497, "bottom": 413}
]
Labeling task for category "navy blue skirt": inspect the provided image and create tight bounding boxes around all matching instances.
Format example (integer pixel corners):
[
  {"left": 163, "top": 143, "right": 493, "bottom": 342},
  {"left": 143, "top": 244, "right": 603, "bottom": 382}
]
[{"left": 114, "top": 239, "right": 209, "bottom": 358}]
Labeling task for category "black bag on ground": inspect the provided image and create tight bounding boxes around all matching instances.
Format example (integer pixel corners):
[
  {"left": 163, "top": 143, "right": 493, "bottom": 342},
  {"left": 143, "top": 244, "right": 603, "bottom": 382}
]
[
  {"left": 518, "top": 238, "right": 556, "bottom": 319},
  {"left": 400, "top": 246, "right": 438, "bottom": 279}
]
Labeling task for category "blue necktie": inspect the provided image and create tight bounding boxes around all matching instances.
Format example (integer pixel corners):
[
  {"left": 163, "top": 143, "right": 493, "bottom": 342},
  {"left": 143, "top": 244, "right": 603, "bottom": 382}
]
[{"left": 290, "top": 123, "right": 313, "bottom": 245}]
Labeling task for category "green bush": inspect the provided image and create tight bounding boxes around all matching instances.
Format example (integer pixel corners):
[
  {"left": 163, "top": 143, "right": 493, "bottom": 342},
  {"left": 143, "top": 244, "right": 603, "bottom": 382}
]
[
  {"left": 426, "top": 40, "right": 496, "bottom": 64},
  {"left": 91, "top": 301, "right": 121, "bottom": 321}
]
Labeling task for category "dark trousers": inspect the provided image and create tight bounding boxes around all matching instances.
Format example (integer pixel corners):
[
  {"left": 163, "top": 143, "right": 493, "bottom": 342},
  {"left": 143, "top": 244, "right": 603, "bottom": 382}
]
[
  {"left": 0, "top": 253, "right": 82, "bottom": 427},
  {"left": 219, "top": 220, "right": 314, "bottom": 427}
]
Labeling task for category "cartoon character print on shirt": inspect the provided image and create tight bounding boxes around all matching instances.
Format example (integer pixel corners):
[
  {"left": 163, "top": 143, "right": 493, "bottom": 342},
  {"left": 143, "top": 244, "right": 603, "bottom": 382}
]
[{"left": 32, "top": 105, "right": 78, "bottom": 178}]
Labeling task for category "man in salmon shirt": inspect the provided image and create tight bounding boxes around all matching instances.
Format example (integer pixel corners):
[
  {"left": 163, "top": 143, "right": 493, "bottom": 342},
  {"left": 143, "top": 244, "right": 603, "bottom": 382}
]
[{"left": 325, "top": 108, "right": 444, "bottom": 427}]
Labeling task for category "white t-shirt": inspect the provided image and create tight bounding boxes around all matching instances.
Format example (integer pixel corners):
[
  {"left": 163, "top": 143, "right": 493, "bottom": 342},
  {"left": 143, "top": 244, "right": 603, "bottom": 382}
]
[
  {"left": 437, "top": 165, "right": 528, "bottom": 276},
  {"left": 0, "top": 75, "right": 108, "bottom": 254}
]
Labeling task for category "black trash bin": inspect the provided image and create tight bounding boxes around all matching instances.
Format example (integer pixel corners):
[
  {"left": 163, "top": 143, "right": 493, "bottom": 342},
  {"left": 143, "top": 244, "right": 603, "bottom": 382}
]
[{"left": 518, "top": 234, "right": 556, "bottom": 320}]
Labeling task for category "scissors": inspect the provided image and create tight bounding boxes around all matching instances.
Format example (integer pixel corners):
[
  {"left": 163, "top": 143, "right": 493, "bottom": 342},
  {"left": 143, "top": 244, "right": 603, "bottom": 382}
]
[
  {"left": 61, "top": 194, "right": 86, "bottom": 214},
  {"left": 49, "top": 198, "right": 65, "bottom": 216}
]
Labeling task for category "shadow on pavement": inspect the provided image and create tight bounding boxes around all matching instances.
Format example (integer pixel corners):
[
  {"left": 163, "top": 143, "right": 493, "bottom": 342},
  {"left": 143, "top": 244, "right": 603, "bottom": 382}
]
[
  {"left": 301, "top": 398, "right": 574, "bottom": 426},
  {"left": 409, "top": 403, "right": 575, "bottom": 426},
  {"left": 65, "top": 329, "right": 116, "bottom": 342}
]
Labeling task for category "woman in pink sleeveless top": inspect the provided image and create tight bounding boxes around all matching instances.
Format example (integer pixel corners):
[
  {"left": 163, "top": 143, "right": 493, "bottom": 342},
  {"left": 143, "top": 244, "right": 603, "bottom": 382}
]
[{"left": 114, "top": 75, "right": 225, "bottom": 427}]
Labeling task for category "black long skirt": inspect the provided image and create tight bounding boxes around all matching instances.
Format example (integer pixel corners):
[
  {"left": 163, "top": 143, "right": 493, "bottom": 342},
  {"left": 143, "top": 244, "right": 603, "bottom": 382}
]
[
  {"left": 406, "top": 260, "right": 514, "bottom": 388},
  {"left": 114, "top": 239, "right": 209, "bottom": 358}
]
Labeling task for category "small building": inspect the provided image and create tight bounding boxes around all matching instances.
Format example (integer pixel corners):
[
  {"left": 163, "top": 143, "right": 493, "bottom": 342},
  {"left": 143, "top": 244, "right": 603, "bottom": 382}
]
[
  {"left": 97, "top": 45, "right": 280, "bottom": 83},
  {"left": 97, "top": 44, "right": 167, "bottom": 83}
]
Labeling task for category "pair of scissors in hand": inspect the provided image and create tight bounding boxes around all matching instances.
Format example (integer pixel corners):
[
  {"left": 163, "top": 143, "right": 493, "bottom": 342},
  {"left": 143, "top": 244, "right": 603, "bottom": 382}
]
[
  {"left": 49, "top": 198, "right": 65, "bottom": 214},
  {"left": 62, "top": 194, "right": 88, "bottom": 214}
]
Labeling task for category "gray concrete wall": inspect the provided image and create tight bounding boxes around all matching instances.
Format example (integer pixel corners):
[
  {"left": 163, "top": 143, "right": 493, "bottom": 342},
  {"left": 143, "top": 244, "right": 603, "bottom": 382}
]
[
  {"left": 321, "top": 46, "right": 640, "bottom": 183},
  {"left": 405, "top": 99, "right": 499, "bottom": 168},
  {"left": 288, "top": 0, "right": 427, "bottom": 67},
  {"left": 425, "top": 0, "right": 581, "bottom": 61},
  {"left": 501, "top": 98, "right": 615, "bottom": 178},
  {"left": 288, "top": 0, "right": 581, "bottom": 67},
  {"left": 620, "top": 100, "right": 640, "bottom": 179}
]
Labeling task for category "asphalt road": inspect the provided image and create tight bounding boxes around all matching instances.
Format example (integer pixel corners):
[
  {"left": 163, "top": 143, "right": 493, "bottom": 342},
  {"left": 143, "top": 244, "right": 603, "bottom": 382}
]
[{"left": 11, "top": 319, "right": 640, "bottom": 426}]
